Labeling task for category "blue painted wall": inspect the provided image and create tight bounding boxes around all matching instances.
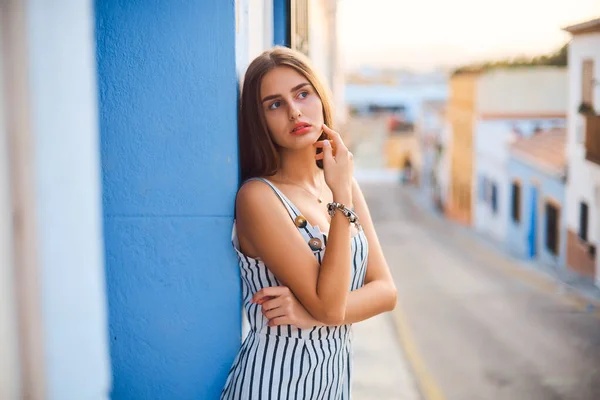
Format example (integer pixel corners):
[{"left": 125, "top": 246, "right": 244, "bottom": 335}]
[
  {"left": 273, "top": 0, "right": 289, "bottom": 46},
  {"left": 506, "top": 156, "right": 566, "bottom": 268},
  {"left": 95, "top": 1, "right": 241, "bottom": 398}
]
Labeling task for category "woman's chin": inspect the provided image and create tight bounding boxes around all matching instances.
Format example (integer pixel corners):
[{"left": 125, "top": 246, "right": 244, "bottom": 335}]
[{"left": 275, "top": 129, "right": 322, "bottom": 151}]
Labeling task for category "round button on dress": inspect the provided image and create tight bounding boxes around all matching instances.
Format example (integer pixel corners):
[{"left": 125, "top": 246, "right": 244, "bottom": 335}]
[
  {"left": 294, "top": 215, "right": 308, "bottom": 228},
  {"left": 308, "top": 237, "right": 322, "bottom": 251}
]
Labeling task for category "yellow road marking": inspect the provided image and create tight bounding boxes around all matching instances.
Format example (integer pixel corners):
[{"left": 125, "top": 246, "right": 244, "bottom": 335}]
[{"left": 391, "top": 304, "right": 446, "bottom": 400}]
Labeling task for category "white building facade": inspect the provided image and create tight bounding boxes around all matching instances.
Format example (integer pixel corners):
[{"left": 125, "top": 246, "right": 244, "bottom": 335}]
[
  {"left": 1, "top": 1, "right": 111, "bottom": 398},
  {"left": 563, "top": 18, "right": 600, "bottom": 287},
  {"left": 473, "top": 68, "right": 567, "bottom": 242},
  {"left": 436, "top": 121, "right": 453, "bottom": 211},
  {"left": 416, "top": 99, "right": 447, "bottom": 210}
]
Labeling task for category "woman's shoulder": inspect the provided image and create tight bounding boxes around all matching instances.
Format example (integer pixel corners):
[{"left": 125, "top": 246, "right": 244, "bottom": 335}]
[
  {"left": 237, "top": 177, "right": 273, "bottom": 200},
  {"left": 236, "top": 177, "right": 282, "bottom": 217},
  {"left": 235, "top": 177, "right": 293, "bottom": 254}
]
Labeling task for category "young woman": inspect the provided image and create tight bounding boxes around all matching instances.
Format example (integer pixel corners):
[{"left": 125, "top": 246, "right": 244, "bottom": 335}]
[{"left": 220, "top": 46, "right": 397, "bottom": 400}]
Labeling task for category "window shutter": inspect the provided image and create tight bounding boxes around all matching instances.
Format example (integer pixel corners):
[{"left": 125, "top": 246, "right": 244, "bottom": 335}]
[
  {"left": 491, "top": 183, "right": 498, "bottom": 214},
  {"left": 579, "top": 202, "right": 589, "bottom": 241},
  {"left": 291, "top": 0, "right": 309, "bottom": 56},
  {"left": 511, "top": 182, "right": 521, "bottom": 223},
  {"left": 582, "top": 60, "right": 594, "bottom": 106},
  {"left": 545, "top": 203, "right": 559, "bottom": 255}
]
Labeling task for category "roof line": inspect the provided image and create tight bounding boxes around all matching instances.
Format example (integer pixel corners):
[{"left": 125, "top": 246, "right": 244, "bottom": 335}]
[
  {"left": 510, "top": 148, "right": 564, "bottom": 177},
  {"left": 563, "top": 17, "right": 600, "bottom": 35},
  {"left": 479, "top": 112, "right": 566, "bottom": 120}
]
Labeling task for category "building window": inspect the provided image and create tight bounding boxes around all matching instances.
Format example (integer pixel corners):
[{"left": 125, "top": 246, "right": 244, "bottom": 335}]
[
  {"left": 491, "top": 183, "right": 498, "bottom": 214},
  {"left": 545, "top": 202, "right": 560, "bottom": 255},
  {"left": 482, "top": 177, "right": 491, "bottom": 204},
  {"left": 576, "top": 121, "right": 584, "bottom": 143},
  {"left": 479, "top": 176, "right": 486, "bottom": 201},
  {"left": 582, "top": 59, "right": 594, "bottom": 107},
  {"left": 511, "top": 181, "right": 521, "bottom": 223},
  {"left": 579, "top": 201, "right": 589, "bottom": 241},
  {"left": 291, "top": 0, "right": 309, "bottom": 56}
]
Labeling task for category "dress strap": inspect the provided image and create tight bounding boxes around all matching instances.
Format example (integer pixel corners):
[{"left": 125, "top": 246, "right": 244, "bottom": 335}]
[
  {"left": 245, "top": 178, "right": 301, "bottom": 219},
  {"left": 245, "top": 177, "right": 316, "bottom": 239}
]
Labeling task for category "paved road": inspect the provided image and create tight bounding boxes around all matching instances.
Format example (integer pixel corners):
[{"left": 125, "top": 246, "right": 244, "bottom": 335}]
[{"left": 361, "top": 181, "right": 600, "bottom": 400}]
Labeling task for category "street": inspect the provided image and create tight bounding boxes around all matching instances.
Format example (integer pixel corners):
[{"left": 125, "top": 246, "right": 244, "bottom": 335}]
[{"left": 354, "top": 181, "right": 600, "bottom": 400}]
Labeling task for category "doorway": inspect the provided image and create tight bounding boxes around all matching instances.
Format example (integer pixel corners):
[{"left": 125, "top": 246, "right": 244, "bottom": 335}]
[
  {"left": 527, "top": 186, "right": 538, "bottom": 258},
  {"left": 544, "top": 201, "right": 560, "bottom": 257}
]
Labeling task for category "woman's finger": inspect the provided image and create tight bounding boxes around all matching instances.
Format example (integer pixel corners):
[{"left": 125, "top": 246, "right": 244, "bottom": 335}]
[
  {"left": 322, "top": 124, "right": 347, "bottom": 153},
  {"left": 268, "top": 316, "right": 293, "bottom": 327},
  {"left": 264, "top": 307, "right": 285, "bottom": 320},
  {"left": 254, "top": 295, "right": 275, "bottom": 305},
  {"left": 261, "top": 296, "right": 284, "bottom": 311},
  {"left": 321, "top": 139, "right": 335, "bottom": 167},
  {"left": 314, "top": 139, "right": 336, "bottom": 158},
  {"left": 315, "top": 153, "right": 324, "bottom": 161},
  {"left": 251, "top": 286, "right": 288, "bottom": 304}
]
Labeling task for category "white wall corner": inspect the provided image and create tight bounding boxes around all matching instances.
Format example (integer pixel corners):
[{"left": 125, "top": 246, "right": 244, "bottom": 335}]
[{"left": 26, "top": 1, "right": 111, "bottom": 398}]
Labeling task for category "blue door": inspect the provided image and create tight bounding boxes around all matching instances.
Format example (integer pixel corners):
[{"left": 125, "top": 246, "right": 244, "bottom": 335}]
[{"left": 527, "top": 186, "right": 538, "bottom": 258}]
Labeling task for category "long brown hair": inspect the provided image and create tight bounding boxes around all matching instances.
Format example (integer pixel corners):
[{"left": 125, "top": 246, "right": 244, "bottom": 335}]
[{"left": 238, "top": 46, "right": 335, "bottom": 183}]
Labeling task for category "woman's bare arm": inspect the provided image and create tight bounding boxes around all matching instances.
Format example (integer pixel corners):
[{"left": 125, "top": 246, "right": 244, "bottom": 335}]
[
  {"left": 237, "top": 179, "right": 353, "bottom": 325},
  {"left": 339, "top": 179, "right": 397, "bottom": 324}
]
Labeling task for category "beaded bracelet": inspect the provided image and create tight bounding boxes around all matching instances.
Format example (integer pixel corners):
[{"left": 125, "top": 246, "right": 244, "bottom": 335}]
[{"left": 326, "top": 202, "right": 361, "bottom": 230}]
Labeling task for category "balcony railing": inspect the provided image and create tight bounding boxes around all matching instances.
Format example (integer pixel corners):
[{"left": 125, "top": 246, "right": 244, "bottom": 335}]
[{"left": 585, "top": 115, "right": 600, "bottom": 165}]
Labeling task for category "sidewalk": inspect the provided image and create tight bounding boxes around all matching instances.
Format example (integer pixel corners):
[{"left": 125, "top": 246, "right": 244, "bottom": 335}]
[
  {"left": 352, "top": 313, "right": 421, "bottom": 400},
  {"left": 352, "top": 170, "right": 422, "bottom": 400}
]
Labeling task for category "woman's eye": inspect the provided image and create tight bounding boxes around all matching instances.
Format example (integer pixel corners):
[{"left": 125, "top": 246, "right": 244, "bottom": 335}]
[
  {"left": 298, "top": 91, "right": 308, "bottom": 99},
  {"left": 269, "top": 101, "right": 281, "bottom": 110}
]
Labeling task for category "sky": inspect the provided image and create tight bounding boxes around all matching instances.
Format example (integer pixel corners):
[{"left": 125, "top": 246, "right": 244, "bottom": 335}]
[{"left": 338, "top": 0, "right": 600, "bottom": 72}]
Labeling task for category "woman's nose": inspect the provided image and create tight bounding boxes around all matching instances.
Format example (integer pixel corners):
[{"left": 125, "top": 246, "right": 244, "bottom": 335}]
[{"left": 289, "top": 105, "right": 302, "bottom": 120}]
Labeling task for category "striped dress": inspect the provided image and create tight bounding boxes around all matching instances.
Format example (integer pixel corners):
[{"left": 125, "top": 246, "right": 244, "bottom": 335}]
[{"left": 220, "top": 178, "right": 369, "bottom": 400}]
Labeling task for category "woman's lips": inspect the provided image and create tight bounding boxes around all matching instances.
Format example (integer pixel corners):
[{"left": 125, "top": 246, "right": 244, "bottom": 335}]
[{"left": 291, "top": 124, "right": 312, "bottom": 135}]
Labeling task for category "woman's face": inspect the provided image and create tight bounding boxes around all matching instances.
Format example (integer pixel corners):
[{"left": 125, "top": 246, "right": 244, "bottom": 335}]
[{"left": 260, "top": 66, "right": 324, "bottom": 150}]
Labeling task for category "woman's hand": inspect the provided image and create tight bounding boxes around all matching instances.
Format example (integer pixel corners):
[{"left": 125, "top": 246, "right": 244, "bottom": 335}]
[
  {"left": 251, "top": 286, "right": 323, "bottom": 329},
  {"left": 314, "top": 124, "right": 353, "bottom": 204}
]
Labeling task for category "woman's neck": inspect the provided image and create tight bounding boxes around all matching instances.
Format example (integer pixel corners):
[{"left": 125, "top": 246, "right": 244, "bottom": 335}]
[{"left": 274, "top": 147, "right": 322, "bottom": 187}]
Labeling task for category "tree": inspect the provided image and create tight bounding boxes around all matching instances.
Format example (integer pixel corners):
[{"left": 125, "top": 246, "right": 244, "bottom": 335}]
[{"left": 452, "top": 43, "right": 568, "bottom": 76}]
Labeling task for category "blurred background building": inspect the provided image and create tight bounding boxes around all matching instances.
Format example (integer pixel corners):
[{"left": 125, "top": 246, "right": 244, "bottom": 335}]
[
  {"left": 473, "top": 67, "right": 567, "bottom": 244},
  {"left": 507, "top": 127, "right": 568, "bottom": 267},
  {"left": 340, "top": 13, "right": 600, "bottom": 290},
  {"left": 564, "top": 18, "right": 600, "bottom": 286}
]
